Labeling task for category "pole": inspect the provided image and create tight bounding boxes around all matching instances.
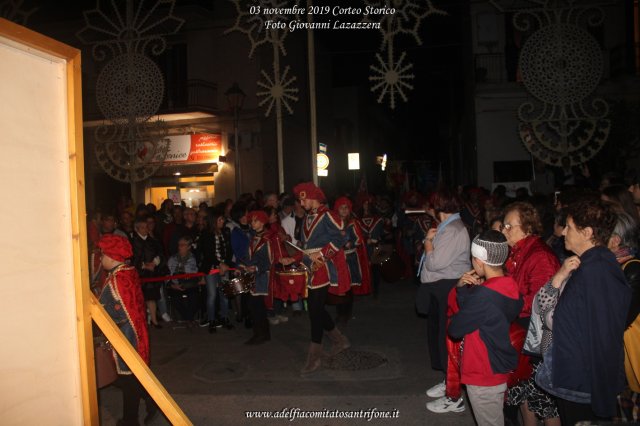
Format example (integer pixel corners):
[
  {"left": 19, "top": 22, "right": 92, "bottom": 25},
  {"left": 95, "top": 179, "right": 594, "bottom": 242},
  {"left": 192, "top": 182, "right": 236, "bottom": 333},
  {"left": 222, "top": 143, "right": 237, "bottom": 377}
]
[
  {"left": 307, "top": 0, "right": 318, "bottom": 185},
  {"left": 234, "top": 108, "right": 241, "bottom": 197},
  {"left": 274, "top": 40, "right": 285, "bottom": 194}
]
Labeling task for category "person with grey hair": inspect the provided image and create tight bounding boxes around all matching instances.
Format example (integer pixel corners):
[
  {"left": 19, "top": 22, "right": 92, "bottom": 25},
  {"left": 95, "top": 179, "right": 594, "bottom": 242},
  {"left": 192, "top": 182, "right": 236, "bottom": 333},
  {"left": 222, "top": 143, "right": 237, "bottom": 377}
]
[
  {"left": 167, "top": 235, "right": 200, "bottom": 326},
  {"left": 447, "top": 230, "right": 523, "bottom": 426},
  {"left": 607, "top": 209, "right": 640, "bottom": 421}
]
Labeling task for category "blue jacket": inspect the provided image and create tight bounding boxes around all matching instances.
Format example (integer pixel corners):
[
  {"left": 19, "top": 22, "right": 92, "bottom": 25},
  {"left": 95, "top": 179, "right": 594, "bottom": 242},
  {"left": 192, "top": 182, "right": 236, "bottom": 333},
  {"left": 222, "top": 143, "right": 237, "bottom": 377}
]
[{"left": 552, "top": 246, "right": 631, "bottom": 417}]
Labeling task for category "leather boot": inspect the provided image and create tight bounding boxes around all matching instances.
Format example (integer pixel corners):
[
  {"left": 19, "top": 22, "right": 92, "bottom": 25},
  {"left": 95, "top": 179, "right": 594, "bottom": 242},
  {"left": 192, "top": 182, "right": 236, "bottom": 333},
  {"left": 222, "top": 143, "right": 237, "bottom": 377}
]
[
  {"left": 326, "top": 327, "right": 350, "bottom": 356},
  {"left": 300, "top": 342, "right": 324, "bottom": 374}
]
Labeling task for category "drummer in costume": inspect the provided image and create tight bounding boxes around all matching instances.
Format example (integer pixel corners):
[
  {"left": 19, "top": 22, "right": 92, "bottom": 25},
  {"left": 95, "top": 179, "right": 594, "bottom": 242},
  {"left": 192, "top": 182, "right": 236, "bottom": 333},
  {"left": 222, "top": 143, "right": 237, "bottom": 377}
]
[
  {"left": 359, "top": 195, "right": 385, "bottom": 298},
  {"left": 242, "top": 210, "right": 288, "bottom": 345},
  {"left": 289, "top": 182, "right": 351, "bottom": 374},
  {"left": 97, "top": 234, "right": 157, "bottom": 425},
  {"left": 334, "top": 196, "right": 371, "bottom": 326}
]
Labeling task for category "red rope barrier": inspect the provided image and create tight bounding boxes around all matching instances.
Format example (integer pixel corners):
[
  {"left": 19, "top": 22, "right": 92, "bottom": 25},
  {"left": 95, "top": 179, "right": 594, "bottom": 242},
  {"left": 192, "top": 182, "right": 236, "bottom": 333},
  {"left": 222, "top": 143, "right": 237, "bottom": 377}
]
[{"left": 139, "top": 268, "right": 237, "bottom": 284}]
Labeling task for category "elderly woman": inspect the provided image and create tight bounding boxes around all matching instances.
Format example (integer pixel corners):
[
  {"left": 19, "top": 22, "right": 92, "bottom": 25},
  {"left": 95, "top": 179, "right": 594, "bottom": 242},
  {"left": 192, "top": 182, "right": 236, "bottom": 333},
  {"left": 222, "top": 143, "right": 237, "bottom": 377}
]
[
  {"left": 419, "top": 187, "right": 470, "bottom": 406},
  {"left": 535, "top": 200, "right": 631, "bottom": 424},
  {"left": 608, "top": 209, "right": 640, "bottom": 420},
  {"left": 167, "top": 236, "right": 200, "bottom": 327},
  {"left": 501, "top": 202, "right": 560, "bottom": 426},
  {"left": 97, "top": 234, "right": 156, "bottom": 425}
]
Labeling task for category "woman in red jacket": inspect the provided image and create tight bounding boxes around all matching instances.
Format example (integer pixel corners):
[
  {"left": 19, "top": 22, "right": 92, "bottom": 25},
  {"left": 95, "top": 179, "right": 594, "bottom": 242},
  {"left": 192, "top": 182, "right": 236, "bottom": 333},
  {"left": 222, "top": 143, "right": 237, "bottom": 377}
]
[{"left": 502, "top": 202, "right": 560, "bottom": 426}]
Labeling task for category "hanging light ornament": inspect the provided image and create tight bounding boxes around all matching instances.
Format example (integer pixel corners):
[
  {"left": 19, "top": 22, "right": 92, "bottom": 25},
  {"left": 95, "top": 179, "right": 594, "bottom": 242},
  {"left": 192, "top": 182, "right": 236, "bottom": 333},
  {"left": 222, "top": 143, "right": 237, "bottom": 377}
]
[
  {"left": 77, "top": 0, "right": 184, "bottom": 183},
  {"left": 225, "top": 0, "right": 301, "bottom": 193},
  {"left": 226, "top": 0, "right": 300, "bottom": 117},
  {"left": 490, "top": 0, "right": 615, "bottom": 166},
  {"left": 364, "top": 0, "right": 447, "bottom": 109}
]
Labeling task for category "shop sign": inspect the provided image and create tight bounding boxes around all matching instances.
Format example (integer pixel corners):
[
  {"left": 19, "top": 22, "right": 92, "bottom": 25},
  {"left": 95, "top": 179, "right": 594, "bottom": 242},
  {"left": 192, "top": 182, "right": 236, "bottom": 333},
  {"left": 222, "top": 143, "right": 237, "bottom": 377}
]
[{"left": 163, "top": 133, "right": 221, "bottom": 164}]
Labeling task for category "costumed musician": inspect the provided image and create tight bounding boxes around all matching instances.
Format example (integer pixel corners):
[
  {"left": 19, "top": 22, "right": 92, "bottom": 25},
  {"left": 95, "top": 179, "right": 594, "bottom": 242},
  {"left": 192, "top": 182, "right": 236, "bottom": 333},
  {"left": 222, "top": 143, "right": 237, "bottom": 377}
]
[
  {"left": 334, "top": 196, "right": 372, "bottom": 326},
  {"left": 359, "top": 195, "right": 385, "bottom": 298},
  {"left": 241, "top": 210, "right": 288, "bottom": 345},
  {"left": 287, "top": 182, "right": 351, "bottom": 374},
  {"left": 96, "top": 234, "right": 157, "bottom": 425}
]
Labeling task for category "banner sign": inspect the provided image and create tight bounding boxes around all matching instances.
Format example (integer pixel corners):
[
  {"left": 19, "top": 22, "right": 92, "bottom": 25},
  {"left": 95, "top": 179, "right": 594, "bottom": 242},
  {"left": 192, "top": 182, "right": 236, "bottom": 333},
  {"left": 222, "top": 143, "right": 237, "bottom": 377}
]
[{"left": 164, "top": 133, "right": 221, "bottom": 164}]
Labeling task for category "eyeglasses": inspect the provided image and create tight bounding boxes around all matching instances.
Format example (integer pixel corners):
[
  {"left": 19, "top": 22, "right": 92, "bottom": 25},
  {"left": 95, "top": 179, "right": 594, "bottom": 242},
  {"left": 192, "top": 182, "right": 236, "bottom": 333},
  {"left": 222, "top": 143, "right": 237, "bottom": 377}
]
[{"left": 500, "top": 223, "right": 521, "bottom": 231}]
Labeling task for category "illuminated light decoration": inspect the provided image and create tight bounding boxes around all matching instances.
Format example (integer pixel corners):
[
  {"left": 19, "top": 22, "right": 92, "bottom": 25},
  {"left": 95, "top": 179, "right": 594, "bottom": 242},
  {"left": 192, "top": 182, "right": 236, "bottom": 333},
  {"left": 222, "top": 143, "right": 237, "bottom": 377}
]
[
  {"left": 489, "top": 0, "right": 612, "bottom": 166},
  {"left": 318, "top": 169, "right": 328, "bottom": 177},
  {"left": 364, "top": 0, "right": 447, "bottom": 109},
  {"left": 77, "top": 0, "right": 184, "bottom": 184},
  {"left": 225, "top": 0, "right": 300, "bottom": 118},
  {"left": 317, "top": 153, "right": 330, "bottom": 170},
  {"left": 376, "top": 154, "right": 388, "bottom": 171},
  {"left": 226, "top": 0, "right": 302, "bottom": 192},
  {"left": 257, "top": 65, "right": 299, "bottom": 116},
  {"left": 348, "top": 153, "right": 360, "bottom": 170},
  {"left": 369, "top": 51, "right": 414, "bottom": 110}
]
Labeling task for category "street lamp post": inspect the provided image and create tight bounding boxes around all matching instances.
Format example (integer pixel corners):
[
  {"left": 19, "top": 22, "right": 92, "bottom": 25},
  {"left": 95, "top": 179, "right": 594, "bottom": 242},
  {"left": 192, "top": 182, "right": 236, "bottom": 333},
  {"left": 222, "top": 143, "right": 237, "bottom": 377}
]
[{"left": 225, "top": 82, "right": 246, "bottom": 198}]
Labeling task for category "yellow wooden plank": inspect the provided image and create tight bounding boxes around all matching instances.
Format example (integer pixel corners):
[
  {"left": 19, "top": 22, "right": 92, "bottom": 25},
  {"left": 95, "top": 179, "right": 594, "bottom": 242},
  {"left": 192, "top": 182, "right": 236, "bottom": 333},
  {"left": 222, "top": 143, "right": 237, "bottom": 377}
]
[{"left": 66, "top": 49, "right": 99, "bottom": 425}]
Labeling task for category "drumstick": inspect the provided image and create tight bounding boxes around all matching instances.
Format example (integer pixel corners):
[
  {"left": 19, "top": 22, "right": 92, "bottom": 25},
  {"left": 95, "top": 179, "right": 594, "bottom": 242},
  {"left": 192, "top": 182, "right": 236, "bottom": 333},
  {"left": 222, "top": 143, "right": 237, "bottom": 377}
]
[{"left": 285, "top": 240, "right": 304, "bottom": 252}]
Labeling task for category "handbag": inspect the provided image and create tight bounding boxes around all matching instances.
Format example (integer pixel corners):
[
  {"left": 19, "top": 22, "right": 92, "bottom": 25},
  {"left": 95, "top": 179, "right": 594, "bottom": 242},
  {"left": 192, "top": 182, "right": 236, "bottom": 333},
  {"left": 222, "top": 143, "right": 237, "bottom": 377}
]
[
  {"left": 94, "top": 341, "right": 117, "bottom": 388},
  {"left": 523, "top": 292, "right": 544, "bottom": 356}
]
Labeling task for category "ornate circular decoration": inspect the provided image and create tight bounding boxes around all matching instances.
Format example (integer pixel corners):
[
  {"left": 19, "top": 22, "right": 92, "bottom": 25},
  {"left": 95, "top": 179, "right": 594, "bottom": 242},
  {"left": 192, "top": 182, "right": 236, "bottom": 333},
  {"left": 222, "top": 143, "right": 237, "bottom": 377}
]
[
  {"left": 96, "top": 53, "right": 164, "bottom": 124},
  {"left": 93, "top": 120, "right": 170, "bottom": 183},
  {"left": 520, "top": 24, "right": 603, "bottom": 106}
]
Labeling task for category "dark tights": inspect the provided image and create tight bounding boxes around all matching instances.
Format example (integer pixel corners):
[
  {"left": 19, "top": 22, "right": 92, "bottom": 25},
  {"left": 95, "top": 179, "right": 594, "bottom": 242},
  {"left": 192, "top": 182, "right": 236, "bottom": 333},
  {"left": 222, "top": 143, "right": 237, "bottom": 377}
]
[
  {"left": 556, "top": 398, "right": 601, "bottom": 425},
  {"left": 115, "top": 374, "right": 155, "bottom": 423},
  {"left": 308, "top": 286, "right": 335, "bottom": 343},
  {"left": 249, "top": 294, "right": 266, "bottom": 324}
]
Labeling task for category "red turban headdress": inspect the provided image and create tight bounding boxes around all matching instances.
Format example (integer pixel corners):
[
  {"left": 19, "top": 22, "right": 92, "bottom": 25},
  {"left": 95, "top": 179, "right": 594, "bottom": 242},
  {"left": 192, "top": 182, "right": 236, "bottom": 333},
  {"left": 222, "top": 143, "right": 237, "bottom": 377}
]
[
  {"left": 97, "top": 234, "right": 133, "bottom": 262},
  {"left": 247, "top": 210, "right": 269, "bottom": 224},
  {"left": 333, "top": 196, "right": 353, "bottom": 213},
  {"left": 293, "top": 182, "right": 326, "bottom": 202}
]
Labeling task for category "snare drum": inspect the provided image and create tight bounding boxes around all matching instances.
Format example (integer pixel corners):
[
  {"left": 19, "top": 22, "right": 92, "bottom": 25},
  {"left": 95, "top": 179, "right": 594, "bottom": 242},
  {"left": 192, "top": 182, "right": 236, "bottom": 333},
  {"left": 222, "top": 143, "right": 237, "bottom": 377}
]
[{"left": 219, "top": 273, "right": 254, "bottom": 298}]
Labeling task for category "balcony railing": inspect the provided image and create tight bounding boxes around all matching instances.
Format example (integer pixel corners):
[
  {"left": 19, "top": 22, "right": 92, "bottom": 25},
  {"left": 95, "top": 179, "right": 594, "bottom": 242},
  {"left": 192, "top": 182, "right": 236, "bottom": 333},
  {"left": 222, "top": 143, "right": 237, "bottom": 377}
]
[
  {"left": 475, "top": 53, "right": 507, "bottom": 83},
  {"left": 83, "top": 78, "right": 218, "bottom": 121}
]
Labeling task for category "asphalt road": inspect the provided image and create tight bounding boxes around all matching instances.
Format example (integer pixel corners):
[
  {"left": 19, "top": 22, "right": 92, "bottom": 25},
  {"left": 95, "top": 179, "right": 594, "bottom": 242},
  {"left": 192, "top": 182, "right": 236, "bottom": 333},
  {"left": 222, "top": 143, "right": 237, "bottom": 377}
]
[{"left": 98, "top": 277, "right": 475, "bottom": 426}]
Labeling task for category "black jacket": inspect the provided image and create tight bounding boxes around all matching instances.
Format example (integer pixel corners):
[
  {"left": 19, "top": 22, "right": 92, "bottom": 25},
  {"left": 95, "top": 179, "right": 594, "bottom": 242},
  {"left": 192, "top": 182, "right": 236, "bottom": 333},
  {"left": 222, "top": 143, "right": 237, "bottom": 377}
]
[
  {"left": 131, "top": 233, "right": 164, "bottom": 278},
  {"left": 198, "top": 228, "right": 233, "bottom": 273},
  {"left": 553, "top": 246, "right": 631, "bottom": 417}
]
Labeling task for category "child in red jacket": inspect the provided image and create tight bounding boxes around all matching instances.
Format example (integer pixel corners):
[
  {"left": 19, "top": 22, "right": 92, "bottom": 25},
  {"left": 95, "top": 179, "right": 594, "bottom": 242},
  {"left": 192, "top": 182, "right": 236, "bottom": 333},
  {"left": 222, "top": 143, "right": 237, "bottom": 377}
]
[{"left": 448, "top": 230, "right": 523, "bottom": 426}]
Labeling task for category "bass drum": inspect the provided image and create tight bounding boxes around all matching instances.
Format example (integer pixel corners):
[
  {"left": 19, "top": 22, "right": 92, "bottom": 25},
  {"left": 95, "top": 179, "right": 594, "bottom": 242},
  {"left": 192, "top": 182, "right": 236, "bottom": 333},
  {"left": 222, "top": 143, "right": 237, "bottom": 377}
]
[
  {"left": 379, "top": 251, "right": 404, "bottom": 283},
  {"left": 370, "top": 244, "right": 393, "bottom": 265}
]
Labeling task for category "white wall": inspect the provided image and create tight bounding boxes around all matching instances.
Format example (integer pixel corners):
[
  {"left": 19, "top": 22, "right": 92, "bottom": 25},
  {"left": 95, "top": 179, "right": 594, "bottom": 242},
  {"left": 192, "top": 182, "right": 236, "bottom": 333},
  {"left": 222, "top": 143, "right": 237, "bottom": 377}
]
[
  {"left": 0, "top": 36, "right": 82, "bottom": 425},
  {"left": 475, "top": 86, "right": 531, "bottom": 188}
]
